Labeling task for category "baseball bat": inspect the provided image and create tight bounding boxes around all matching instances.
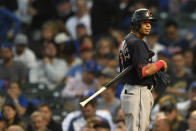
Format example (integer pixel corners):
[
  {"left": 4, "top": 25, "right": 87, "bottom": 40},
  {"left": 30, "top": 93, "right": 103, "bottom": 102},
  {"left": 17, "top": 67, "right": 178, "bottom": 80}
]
[{"left": 80, "top": 65, "right": 133, "bottom": 107}]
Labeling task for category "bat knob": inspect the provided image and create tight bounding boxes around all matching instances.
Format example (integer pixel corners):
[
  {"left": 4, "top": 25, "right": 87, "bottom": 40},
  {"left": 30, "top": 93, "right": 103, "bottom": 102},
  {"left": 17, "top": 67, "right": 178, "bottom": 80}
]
[{"left": 80, "top": 101, "right": 86, "bottom": 107}]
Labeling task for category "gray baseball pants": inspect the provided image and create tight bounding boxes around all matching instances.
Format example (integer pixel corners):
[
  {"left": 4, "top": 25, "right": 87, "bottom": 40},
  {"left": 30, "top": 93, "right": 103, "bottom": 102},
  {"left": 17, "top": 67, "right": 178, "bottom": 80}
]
[{"left": 120, "top": 84, "right": 154, "bottom": 131}]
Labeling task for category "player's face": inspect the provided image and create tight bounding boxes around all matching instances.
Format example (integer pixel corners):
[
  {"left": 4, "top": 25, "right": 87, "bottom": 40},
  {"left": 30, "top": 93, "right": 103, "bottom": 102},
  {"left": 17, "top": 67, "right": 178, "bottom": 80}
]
[{"left": 139, "top": 20, "right": 152, "bottom": 35}]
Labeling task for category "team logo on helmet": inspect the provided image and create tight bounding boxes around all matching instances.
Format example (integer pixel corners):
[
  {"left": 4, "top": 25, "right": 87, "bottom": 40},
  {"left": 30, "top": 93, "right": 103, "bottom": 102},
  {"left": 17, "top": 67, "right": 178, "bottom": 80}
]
[{"left": 145, "top": 10, "right": 152, "bottom": 17}]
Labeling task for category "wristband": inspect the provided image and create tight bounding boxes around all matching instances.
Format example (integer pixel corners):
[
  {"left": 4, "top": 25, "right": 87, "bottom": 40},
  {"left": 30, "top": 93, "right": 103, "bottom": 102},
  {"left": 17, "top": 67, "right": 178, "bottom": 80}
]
[{"left": 154, "top": 60, "right": 164, "bottom": 72}]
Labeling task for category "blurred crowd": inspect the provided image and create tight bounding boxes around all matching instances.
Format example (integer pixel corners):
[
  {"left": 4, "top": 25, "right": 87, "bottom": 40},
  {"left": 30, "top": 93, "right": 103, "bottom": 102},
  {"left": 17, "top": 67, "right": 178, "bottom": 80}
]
[{"left": 0, "top": 0, "right": 196, "bottom": 131}]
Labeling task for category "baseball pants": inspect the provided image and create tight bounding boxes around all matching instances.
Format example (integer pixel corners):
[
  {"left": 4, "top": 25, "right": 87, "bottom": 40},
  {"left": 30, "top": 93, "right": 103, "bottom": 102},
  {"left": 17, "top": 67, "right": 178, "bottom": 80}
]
[{"left": 120, "top": 84, "right": 154, "bottom": 131}]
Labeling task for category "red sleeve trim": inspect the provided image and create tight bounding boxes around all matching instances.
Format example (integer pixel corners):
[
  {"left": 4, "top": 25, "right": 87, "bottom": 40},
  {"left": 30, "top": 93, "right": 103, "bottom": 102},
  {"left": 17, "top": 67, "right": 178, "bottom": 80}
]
[
  {"left": 142, "top": 66, "right": 147, "bottom": 78},
  {"left": 154, "top": 60, "right": 164, "bottom": 72}
]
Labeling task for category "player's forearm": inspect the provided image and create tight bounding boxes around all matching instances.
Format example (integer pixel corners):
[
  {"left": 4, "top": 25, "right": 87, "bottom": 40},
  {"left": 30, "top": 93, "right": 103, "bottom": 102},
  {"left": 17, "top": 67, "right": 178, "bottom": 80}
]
[{"left": 142, "top": 60, "right": 166, "bottom": 77}]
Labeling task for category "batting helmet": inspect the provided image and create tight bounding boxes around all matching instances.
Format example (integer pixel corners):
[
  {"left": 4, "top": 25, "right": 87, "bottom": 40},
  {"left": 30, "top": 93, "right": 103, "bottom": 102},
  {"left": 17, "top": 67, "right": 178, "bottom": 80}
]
[{"left": 130, "top": 8, "right": 157, "bottom": 31}]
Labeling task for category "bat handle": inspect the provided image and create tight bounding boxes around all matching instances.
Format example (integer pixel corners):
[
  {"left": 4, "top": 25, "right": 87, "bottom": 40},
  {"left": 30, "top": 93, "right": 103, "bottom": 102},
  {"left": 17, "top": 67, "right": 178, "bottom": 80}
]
[{"left": 80, "top": 87, "right": 107, "bottom": 107}]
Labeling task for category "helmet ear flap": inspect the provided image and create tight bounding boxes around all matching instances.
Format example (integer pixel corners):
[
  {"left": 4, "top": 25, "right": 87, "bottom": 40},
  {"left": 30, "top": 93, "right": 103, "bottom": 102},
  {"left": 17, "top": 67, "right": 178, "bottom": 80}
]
[
  {"left": 135, "top": 22, "right": 140, "bottom": 31},
  {"left": 130, "top": 18, "right": 140, "bottom": 31}
]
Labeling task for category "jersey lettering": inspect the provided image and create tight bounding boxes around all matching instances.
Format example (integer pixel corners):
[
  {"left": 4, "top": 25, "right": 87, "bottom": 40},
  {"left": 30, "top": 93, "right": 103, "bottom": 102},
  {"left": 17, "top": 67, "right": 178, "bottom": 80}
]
[{"left": 119, "top": 40, "right": 131, "bottom": 68}]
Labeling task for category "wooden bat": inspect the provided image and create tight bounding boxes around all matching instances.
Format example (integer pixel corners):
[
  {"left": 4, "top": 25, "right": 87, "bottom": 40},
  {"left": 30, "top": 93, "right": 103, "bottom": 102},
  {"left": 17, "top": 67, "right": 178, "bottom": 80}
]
[{"left": 80, "top": 65, "right": 133, "bottom": 107}]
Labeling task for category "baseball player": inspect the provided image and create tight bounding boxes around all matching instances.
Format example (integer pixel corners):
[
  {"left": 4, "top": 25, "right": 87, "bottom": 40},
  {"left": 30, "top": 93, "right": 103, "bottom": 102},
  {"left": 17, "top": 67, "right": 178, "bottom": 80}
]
[{"left": 119, "top": 8, "right": 167, "bottom": 131}]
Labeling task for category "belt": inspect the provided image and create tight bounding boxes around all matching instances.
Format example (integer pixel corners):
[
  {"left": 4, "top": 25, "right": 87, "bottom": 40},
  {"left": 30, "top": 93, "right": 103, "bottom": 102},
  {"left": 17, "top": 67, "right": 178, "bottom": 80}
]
[
  {"left": 124, "top": 84, "right": 153, "bottom": 91},
  {"left": 147, "top": 85, "right": 153, "bottom": 90},
  {"left": 124, "top": 85, "right": 153, "bottom": 95}
]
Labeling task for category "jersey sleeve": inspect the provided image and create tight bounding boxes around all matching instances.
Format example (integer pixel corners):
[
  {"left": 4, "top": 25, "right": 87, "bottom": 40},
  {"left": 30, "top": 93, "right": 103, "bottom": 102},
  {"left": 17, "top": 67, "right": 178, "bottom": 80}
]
[{"left": 131, "top": 41, "right": 149, "bottom": 79}]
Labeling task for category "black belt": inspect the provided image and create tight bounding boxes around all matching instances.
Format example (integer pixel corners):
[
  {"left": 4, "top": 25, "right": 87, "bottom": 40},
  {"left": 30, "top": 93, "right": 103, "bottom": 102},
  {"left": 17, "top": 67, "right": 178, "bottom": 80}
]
[
  {"left": 124, "top": 85, "right": 153, "bottom": 91},
  {"left": 124, "top": 86, "right": 153, "bottom": 95},
  {"left": 147, "top": 85, "right": 153, "bottom": 90}
]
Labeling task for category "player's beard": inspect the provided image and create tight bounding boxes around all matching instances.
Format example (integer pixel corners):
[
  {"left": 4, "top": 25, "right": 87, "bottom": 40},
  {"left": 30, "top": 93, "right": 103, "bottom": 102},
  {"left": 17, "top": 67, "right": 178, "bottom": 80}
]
[
  {"left": 140, "top": 31, "right": 151, "bottom": 36},
  {"left": 140, "top": 32, "right": 150, "bottom": 36},
  {"left": 138, "top": 27, "right": 151, "bottom": 36}
]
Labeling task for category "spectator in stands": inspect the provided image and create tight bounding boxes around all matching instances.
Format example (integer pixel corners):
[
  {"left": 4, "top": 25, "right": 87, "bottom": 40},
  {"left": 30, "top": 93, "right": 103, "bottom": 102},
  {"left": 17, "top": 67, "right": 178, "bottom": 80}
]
[
  {"left": 0, "top": 95, "right": 6, "bottom": 114},
  {"left": 159, "top": 19, "right": 189, "bottom": 52},
  {"left": 29, "top": 111, "right": 49, "bottom": 131},
  {"left": 7, "top": 125, "right": 24, "bottom": 131},
  {"left": 166, "top": 52, "right": 195, "bottom": 102},
  {"left": 42, "top": 21, "right": 58, "bottom": 43},
  {"left": 187, "top": 110, "right": 196, "bottom": 131},
  {"left": 29, "top": 41, "right": 68, "bottom": 90},
  {"left": 115, "top": 119, "right": 126, "bottom": 131},
  {"left": 95, "top": 37, "right": 117, "bottom": 68},
  {"left": 113, "top": 106, "right": 125, "bottom": 123},
  {"left": 169, "top": 0, "right": 189, "bottom": 14},
  {"left": 157, "top": 49, "right": 172, "bottom": 64},
  {"left": 63, "top": 40, "right": 82, "bottom": 70},
  {"left": 13, "top": 33, "right": 37, "bottom": 70},
  {"left": 54, "top": 20, "right": 70, "bottom": 34},
  {"left": 177, "top": 82, "right": 196, "bottom": 117},
  {"left": 159, "top": 101, "right": 188, "bottom": 131},
  {"left": 152, "top": 113, "right": 171, "bottom": 131},
  {"left": 95, "top": 52, "right": 118, "bottom": 69},
  {"left": 62, "top": 97, "right": 114, "bottom": 131},
  {"left": 65, "top": 0, "right": 92, "bottom": 39},
  {"left": 97, "top": 68, "right": 120, "bottom": 117},
  {"left": 28, "top": 0, "right": 57, "bottom": 30},
  {"left": 188, "top": 98, "right": 196, "bottom": 117},
  {"left": 81, "top": 116, "right": 99, "bottom": 130},
  {"left": 62, "top": 61, "right": 99, "bottom": 97},
  {"left": 146, "top": 29, "right": 166, "bottom": 62},
  {"left": 6, "top": 81, "right": 28, "bottom": 116},
  {"left": 109, "top": 29, "right": 125, "bottom": 49},
  {"left": 27, "top": 103, "right": 62, "bottom": 131},
  {"left": 76, "top": 23, "right": 88, "bottom": 40},
  {"left": 14, "top": 0, "right": 32, "bottom": 26},
  {"left": 56, "top": 0, "right": 74, "bottom": 22},
  {"left": 0, "top": 114, "right": 5, "bottom": 131},
  {"left": 93, "top": 119, "right": 111, "bottom": 131},
  {"left": 0, "top": 8, "right": 21, "bottom": 43},
  {"left": 78, "top": 35, "right": 94, "bottom": 50},
  {"left": 95, "top": 37, "right": 114, "bottom": 58},
  {"left": 2, "top": 103, "right": 25, "bottom": 130},
  {"left": 61, "top": 61, "right": 99, "bottom": 109},
  {"left": 184, "top": 48, "right": 196, "bottom": 75},
  {"left": 97, "top": 83, "right": 120, "bottom": 117},
  {"left": 30, "top": 20, "right": 58, "bottom": 58},
  {"left": 0, "top": 42, "right": 28, "bottom": 83},
  {"left": 105, "top": 52, "right": 119, "bottom": 69},
  {"left": 54, "top": 32, "right": 71, "bottom": 59},
  {"left": 65, "top": 44, "right": 94, "bottom": 81},
  {"left": 37, "top": 103, "right": 62, "bottom": 131},
  {"left": 150, "top": 95, "right": 177, "bottom": 129}
]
